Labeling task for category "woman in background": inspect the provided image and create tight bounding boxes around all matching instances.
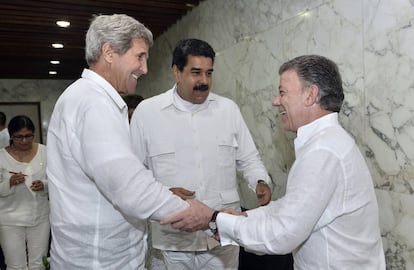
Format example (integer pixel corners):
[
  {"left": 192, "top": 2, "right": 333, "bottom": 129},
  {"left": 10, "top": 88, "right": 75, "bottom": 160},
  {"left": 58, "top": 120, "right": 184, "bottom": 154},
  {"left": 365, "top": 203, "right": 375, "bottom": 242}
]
[{"left": 0, "top": 115, "right": 49, "bottom": 270}]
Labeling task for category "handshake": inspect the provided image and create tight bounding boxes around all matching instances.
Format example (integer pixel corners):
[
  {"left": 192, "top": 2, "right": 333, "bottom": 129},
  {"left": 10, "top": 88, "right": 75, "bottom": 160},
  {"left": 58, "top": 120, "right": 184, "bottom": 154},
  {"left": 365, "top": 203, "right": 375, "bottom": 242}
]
[
  {"left": 160, "top": 199, "right": 247, "bottom": 240},
  {"left": 163, "top": 181, "right": 271, "bottom": 238}
]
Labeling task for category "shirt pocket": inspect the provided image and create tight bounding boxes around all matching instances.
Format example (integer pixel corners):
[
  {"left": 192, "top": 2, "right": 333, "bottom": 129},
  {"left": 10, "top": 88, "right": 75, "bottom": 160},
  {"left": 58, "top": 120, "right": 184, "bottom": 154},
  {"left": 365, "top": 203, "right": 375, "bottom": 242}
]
[
  {"left": 148, "top": 142, "right": 177, "bottom": 180},
  {"left": 203, "top": 189, "right": 240, "bottom": 210},
  {"left": 217, "top": 135, "right": 238, "bottom": 168},
  {"left": 219, "top": 189, "right": 241, "bottom": 210}
]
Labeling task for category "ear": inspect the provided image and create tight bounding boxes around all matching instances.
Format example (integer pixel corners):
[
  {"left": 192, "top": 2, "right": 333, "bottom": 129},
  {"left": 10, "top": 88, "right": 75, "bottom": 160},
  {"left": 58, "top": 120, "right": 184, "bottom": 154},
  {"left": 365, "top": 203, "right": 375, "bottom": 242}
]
[
  {"left": 172, "top": 65, "right": 181, "bottom": 84},
  {"left": 102, "top": 43, "right": 114, "bottom": 63},
  {"left": 304, "top": 84, "right": 319, "bottom": 107}
]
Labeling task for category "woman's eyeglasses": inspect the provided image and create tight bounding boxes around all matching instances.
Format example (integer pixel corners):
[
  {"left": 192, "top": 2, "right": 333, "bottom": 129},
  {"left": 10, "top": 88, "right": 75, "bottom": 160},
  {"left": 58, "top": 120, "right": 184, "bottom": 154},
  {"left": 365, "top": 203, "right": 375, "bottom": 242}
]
[{"left": 12, "top": 134, "right": 35, "bottom": 141}]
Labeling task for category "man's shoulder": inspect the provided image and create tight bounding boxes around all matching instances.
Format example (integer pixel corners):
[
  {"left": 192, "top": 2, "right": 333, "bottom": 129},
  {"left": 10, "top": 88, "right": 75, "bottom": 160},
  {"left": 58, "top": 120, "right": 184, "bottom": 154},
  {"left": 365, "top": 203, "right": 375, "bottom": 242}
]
[
  {"left": 61, "top": 77, "right": 101, "bottom": 101},
  {"left": 306, "top": 124, "right": 355, "bottom": 158},
  {"left": 138, "top": 89, "right": 172, "bottom": 110},
  {"left": 210, "top": 92, "right": 239, "bottom": 108}
]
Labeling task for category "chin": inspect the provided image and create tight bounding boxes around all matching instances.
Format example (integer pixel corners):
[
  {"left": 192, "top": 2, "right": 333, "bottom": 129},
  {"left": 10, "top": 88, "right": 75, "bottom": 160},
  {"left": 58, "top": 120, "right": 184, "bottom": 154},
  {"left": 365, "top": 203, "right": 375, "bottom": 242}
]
[{"left": 193, "top": 100, "right": 206, "bottom": 104}]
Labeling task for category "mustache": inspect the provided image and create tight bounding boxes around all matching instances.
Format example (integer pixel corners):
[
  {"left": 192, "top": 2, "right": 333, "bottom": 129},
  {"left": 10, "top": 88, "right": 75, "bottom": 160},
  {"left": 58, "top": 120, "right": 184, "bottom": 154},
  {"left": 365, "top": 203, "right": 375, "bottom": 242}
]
[{"left": 193, "top": 84, "right": 209, "bottom": 91}]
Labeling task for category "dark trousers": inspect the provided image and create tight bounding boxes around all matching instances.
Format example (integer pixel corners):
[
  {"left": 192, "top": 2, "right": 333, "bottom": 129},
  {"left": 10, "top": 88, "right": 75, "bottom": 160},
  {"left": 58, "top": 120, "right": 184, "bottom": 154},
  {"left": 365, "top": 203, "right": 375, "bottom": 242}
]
[
  {"left": 0, "top": 245, "right": 5, "bottom": 270},
  {"left": 239, "top": 247, "right": 293, "bottom": 270},
  {"left": 237, "top": 207, "right": 294, "bottom": 270}
]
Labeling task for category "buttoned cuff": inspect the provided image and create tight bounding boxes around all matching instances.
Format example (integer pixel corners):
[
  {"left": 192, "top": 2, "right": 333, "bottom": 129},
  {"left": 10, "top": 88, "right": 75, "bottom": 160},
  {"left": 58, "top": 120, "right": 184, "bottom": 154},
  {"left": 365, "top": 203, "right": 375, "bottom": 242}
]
[{"left": 216, "top": 212, "right": 241, "bottom": 247}]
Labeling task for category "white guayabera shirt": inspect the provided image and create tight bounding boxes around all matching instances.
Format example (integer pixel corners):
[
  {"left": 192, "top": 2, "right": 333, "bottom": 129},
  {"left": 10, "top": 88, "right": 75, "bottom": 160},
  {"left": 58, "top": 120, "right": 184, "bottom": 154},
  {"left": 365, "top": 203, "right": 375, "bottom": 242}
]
[
  {"left": 47, "top": 69, "right": 188, "bottom": 270},
  {"left": 218, "top": 113, "right": 386, "bottom": 270},
  {"left": 130, "top": 86, "right": 271, "bottom": 251}
]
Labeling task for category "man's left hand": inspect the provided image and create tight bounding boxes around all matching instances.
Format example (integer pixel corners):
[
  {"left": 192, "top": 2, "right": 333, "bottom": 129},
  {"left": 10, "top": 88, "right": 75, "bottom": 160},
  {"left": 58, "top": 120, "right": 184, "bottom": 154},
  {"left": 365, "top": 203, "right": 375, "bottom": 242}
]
[{"left": 256, "top": 180, "right": 271, "bottom": 206}]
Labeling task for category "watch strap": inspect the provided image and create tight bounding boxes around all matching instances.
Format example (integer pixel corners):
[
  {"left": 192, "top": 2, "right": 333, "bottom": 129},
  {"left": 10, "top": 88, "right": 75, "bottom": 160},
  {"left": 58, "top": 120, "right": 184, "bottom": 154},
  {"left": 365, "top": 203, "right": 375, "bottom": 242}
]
[{"left": 210, "top": 210, "right": 219, "bottom": 222}]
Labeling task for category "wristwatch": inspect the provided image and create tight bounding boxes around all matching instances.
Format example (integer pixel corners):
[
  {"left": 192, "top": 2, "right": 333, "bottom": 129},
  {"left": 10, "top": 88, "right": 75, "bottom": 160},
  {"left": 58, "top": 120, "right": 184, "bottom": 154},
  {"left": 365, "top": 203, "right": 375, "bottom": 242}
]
[{"left": 209, "top": 210, "right": 220, "bottom": 234}]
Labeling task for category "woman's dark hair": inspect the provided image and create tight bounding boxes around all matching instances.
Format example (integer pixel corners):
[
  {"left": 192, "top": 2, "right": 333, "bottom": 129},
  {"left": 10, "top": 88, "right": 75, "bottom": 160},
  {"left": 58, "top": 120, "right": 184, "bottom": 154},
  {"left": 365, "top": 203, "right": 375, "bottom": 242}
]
[{"left": 8, "top": 115, "right": 35, "bottom": 144}]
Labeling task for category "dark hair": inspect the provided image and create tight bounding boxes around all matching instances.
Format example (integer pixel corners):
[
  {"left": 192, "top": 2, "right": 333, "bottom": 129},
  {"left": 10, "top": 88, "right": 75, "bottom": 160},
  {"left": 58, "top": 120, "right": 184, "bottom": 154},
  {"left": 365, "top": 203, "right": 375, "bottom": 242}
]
[
  {"left": 172, "top": 39, "right": 216, "bottom": 71},
  {"left": 0, "top": 111, "right": 6, "bottom": 126},
  {"left": 279, "top": 55, "right": 344, "bottom": 112},
  {"left": 123, "top": 94, "right": 144, "bottom": 110},
  {"left": 8, "top": 115, "right": 35, "bottom": 144}
]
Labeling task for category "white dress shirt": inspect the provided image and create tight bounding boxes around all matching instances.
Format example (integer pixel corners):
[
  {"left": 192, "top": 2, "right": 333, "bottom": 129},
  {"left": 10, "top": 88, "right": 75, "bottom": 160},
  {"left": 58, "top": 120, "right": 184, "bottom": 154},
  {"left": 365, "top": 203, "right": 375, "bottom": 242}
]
[
  {"left": 47, "top": 69, "right": 188, "bottom": 270},
  {"left": 130, "top": 86, "right": 270, "bottom": 251},
  {"left": 218, "top": 113, "right": 386, "bottom": 269},
  {"left": 0, "top": 144, "right": 49, "bottom": 226},
  {"left": 0, "top": 128, "right": 9, "bottom": 148}
]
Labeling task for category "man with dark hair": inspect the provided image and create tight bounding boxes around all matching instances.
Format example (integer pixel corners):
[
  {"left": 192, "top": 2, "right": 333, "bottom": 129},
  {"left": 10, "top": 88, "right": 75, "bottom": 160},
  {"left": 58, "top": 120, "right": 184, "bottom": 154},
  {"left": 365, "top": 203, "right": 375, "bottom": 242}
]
[
  {"left": 130, "top": 38, "right": 272, "bottom": 270},
  {"left": 162, "top": 55, "right": 386, "bottom": 269}
]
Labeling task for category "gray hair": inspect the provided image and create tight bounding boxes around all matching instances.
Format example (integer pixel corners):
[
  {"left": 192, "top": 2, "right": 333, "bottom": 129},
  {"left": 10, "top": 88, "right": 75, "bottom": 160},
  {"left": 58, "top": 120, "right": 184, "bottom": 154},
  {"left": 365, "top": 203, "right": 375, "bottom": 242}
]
[
  {"left": 85, "top": 14, "right": 153, "bottom": 66},
  {"left": 279, "top": 55, "right": 344, "bottom": 112}
]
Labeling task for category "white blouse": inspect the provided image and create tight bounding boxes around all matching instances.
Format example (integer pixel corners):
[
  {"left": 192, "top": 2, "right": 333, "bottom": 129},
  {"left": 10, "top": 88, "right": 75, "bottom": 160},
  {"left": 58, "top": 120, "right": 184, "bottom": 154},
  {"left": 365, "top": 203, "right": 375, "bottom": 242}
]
[{"left": 0, "top": 144, "right": 49, "bottom": 226}]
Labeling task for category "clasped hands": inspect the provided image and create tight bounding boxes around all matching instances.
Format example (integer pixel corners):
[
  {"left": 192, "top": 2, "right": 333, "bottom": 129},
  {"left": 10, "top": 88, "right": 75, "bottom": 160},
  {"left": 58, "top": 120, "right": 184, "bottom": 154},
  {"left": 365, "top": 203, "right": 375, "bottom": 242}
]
[
  {"left": 164, "top": 181, "right": 271, "bottom": 236},
  {"left": 160, "top": 199, "right": 245, "bottom": 234}
]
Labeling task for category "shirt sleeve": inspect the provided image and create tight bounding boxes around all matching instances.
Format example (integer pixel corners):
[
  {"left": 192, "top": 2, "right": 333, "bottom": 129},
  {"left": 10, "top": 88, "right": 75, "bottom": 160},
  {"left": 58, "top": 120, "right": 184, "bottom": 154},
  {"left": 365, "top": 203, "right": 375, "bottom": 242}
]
[
  {"left": 232, "top": 104, "right": 271, "bottom": 188},
  {"left": 217, "top": 149, "right": 341, "bottom": 254},
  {"left": 74, "top": 99, "right": 188, "bottom": 221},
  {"left": 38, "top": 144, "right": 48, "bottom": 194},
  {"left": 129, "top": 104, "right": 148, "bottom": 165},
  {"left": 0, "top": 170, "right": 13, "bottom": 197}
]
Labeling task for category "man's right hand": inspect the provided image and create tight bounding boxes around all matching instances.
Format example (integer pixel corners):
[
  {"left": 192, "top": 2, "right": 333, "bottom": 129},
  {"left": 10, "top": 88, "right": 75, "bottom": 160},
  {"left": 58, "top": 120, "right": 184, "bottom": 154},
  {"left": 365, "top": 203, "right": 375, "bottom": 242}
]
[
  {"left": 160, "top": 199, "right": 214, "bottom": 232},
  {"left": 169, "top": 187, "right": 195, "bottom": 200}
]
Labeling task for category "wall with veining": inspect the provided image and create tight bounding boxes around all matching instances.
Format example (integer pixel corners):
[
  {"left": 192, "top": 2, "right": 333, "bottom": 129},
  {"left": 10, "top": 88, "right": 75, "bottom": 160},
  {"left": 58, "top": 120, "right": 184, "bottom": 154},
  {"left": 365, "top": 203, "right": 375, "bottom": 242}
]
[
  {"left": 0, "top": 1, "right": 413, "bottom": 268},
  {"left": 136, "top": 0, "right": 414, "bottom": 268},
  {"left": 0, "top": 80, "right": 72, "bottom": 143}
]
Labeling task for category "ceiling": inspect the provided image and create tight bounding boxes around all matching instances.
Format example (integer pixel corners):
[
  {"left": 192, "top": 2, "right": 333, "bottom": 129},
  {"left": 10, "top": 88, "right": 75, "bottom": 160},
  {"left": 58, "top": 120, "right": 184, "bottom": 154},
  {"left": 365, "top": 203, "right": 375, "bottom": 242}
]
[{"left": 0, "top": 0, "right": 204, "bottom": 80}]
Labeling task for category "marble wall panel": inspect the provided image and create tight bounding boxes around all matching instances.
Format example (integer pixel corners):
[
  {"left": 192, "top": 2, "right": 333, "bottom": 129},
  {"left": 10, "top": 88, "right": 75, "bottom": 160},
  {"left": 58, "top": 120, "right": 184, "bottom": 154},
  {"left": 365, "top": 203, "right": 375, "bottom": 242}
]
[
  {"left": 137, "top": 0, "right": 414, "bottom": 268},
  {"left": 363, "top": 0, "right": 414, "bottom": 268},
  {"left": 1, "top": 0, "right": 413, "bottom": 268},
  {"left": 0, "top": 79, "right": 71, "bottom": 143}
]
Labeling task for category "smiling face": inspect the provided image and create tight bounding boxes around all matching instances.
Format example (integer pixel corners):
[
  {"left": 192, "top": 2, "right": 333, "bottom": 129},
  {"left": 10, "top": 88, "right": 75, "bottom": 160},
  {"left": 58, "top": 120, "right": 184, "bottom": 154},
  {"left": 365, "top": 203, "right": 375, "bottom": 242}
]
[
  {"left": 110, "top": 38, "right": 149, "bottom": 95},
  {"left": 173, "top": 55, "right": 213, "bottom": 104},
  {"left": 272, "top": 69, "right": 313, "bottom": 132},
  {"left": 11, "top": 128, "right": 34, "bottom": 151}
]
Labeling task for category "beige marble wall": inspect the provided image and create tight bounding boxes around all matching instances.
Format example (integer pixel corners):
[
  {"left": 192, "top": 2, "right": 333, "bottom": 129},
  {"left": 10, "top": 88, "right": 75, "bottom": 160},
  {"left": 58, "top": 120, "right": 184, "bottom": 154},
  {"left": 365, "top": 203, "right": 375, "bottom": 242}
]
[
  {"left": 1, "top": 0, "right": 412, "bottom": 268},
  {"left": 0, "top": 79, "right": 72, "bottom": 143},
  {"left": 136, "top": 0, "right": 414, "bottom": 268}
]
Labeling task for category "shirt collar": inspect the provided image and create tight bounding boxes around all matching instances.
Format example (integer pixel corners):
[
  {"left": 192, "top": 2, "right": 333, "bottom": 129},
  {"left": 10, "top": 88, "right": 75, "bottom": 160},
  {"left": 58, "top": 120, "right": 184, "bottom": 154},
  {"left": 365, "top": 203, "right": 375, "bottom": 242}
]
[
  {"left": 294, "top": 112, "right": 339, "bottom": 151},
  {"left": 81, "top": 68, "right": 127, "bottom": 110}
]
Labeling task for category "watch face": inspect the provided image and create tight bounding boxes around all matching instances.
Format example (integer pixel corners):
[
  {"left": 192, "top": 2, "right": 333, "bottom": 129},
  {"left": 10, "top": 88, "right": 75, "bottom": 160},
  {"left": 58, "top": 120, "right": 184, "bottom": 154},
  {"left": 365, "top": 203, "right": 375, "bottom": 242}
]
[{"left": 209, "top": 221, "right": 217, "bottom": 231}]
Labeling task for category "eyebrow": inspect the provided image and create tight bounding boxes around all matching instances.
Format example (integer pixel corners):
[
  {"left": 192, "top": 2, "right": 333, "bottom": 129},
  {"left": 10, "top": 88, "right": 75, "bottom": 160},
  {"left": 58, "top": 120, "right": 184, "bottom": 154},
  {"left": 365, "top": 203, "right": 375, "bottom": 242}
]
[
  {"left": 190, "top": 68, "right": 214, "bottom": 72},
  {"left": 138, "top": 52, "right": 148, "bottom": 57}
]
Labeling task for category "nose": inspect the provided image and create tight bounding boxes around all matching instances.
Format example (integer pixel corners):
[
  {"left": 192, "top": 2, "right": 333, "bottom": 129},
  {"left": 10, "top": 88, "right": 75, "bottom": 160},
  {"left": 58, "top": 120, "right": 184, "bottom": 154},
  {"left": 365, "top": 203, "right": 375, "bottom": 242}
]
[
  {"left": 199, "top": 72, "right": 210, "bottom": 84},
  {"left": 140, "top": 58, "right": 148, "bottom": 75},
  {"left": 272, "top": 95, "right": 280, "bottom": 107}
]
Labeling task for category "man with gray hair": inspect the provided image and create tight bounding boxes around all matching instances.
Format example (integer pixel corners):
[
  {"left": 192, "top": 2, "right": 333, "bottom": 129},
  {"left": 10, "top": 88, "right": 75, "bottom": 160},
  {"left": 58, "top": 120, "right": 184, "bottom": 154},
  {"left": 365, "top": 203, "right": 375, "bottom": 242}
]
[
  {"left": 47, "top": 14, "right": 207, "bottom": 270},
  {"left": 162, "top": 55, "right": 386, "bottom": 269}
]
